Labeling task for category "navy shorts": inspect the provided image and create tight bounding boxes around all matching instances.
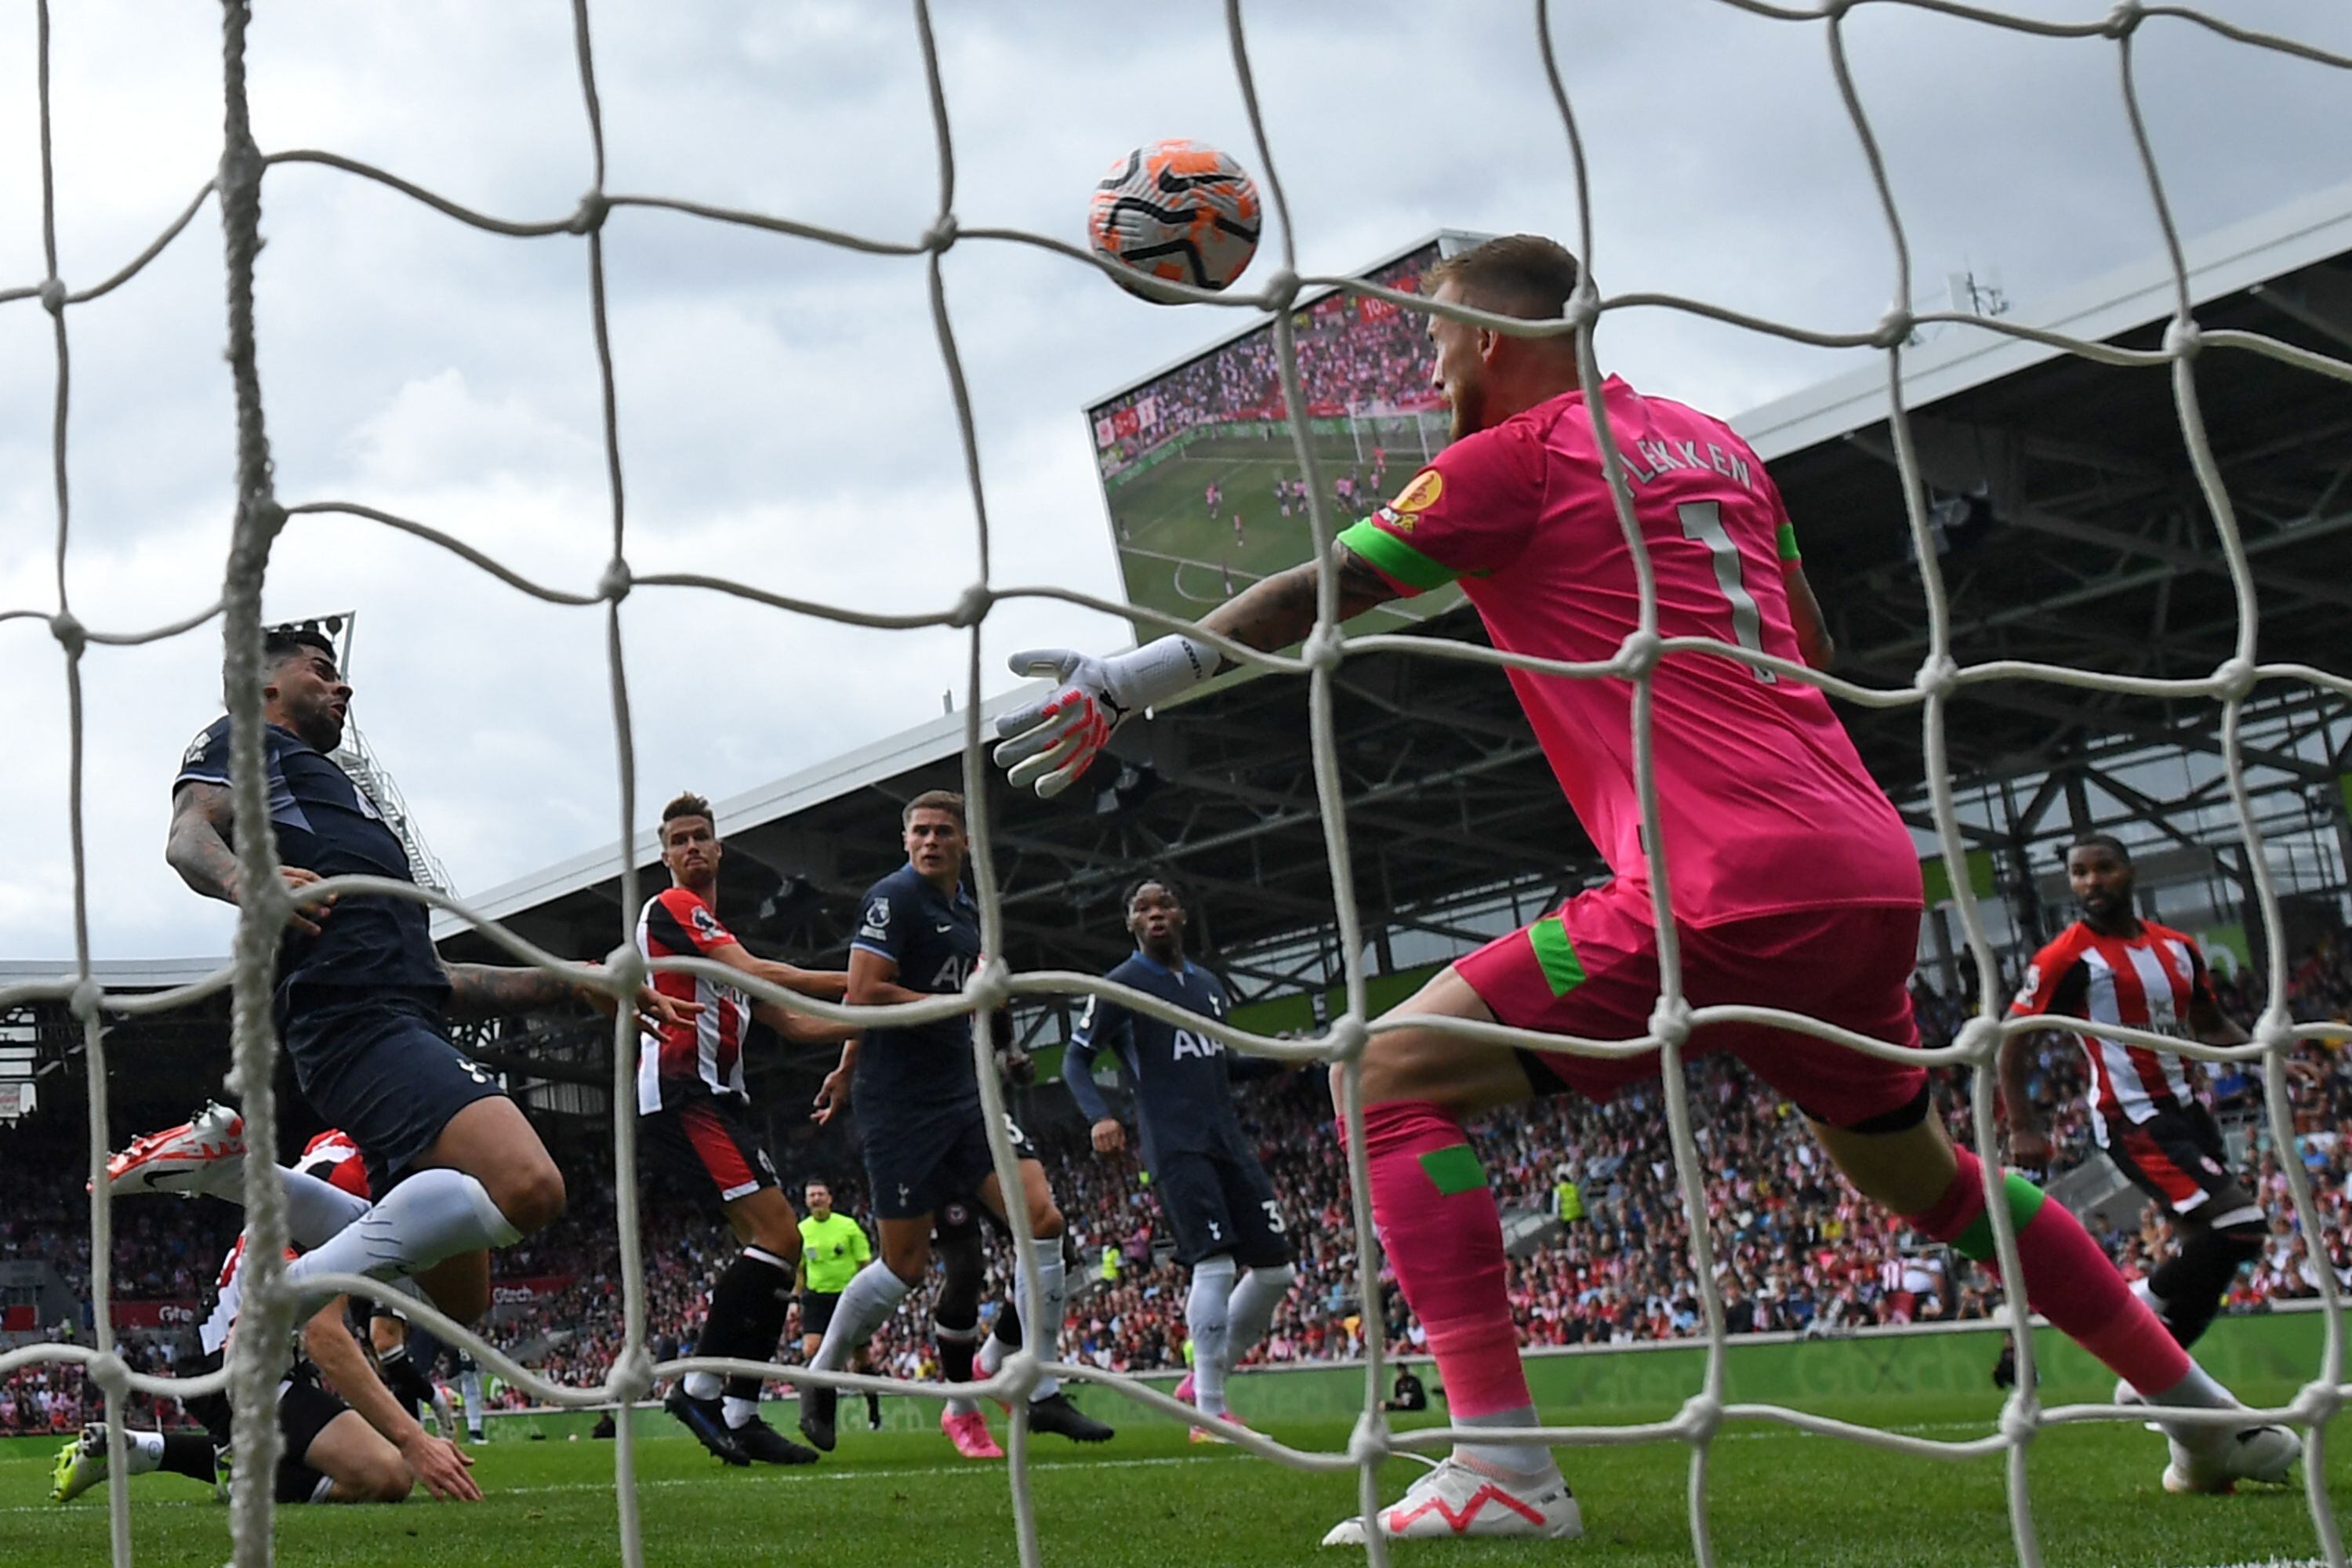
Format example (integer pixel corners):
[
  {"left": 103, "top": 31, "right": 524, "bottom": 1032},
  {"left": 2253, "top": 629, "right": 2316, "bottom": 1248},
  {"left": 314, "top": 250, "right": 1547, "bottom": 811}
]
[
  {"left": 284, "top": 987, "right": 505, "bottom": 1196},
  {"left": 1153, "top": 1147, "right": 1290, "bottom": 1269},
  {"left": 862, "top": 1106, "right": 1036, "bottom": 1221}
]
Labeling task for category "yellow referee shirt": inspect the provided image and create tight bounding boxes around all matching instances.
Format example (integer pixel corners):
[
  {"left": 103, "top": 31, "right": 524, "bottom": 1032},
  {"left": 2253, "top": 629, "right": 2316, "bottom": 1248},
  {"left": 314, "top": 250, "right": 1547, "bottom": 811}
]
[{"left": 799, "top": 1212, "right": 871, "bottom": 1295}]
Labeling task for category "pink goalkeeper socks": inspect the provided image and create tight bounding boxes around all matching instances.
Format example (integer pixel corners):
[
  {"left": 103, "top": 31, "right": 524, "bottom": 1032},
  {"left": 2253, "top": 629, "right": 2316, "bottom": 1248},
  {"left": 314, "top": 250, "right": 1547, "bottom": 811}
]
[
  {"left": 1357, "top": 1100, "right": 1533, "bottom": 1419},
  {"left": 1904, "top": 1145, "right": 2190, "bottom": 1396}
]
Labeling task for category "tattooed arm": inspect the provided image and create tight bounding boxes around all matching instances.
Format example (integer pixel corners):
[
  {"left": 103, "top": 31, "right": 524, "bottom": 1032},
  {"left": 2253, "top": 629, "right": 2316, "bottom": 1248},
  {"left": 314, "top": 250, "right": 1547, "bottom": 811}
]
[
  {"left": 1194, "top": 538, "right": 1401, "bottom": 669},
  {"left": 166, "top": 780, "right": 334, "bottom": 938}
]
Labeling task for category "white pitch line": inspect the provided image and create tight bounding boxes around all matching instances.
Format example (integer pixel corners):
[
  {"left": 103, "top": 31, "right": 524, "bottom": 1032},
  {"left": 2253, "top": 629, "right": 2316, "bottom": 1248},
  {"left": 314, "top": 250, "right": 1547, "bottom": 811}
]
[{"left": 0, "top": 1452, "right": 1252, "bottom": 1514}]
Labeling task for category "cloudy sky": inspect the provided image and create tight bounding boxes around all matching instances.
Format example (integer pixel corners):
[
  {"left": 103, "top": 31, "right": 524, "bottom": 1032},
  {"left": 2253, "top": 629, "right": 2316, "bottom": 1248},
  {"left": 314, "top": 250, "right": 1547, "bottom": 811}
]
[{"left": 3, "top": 0, "right": 2348, "bottom": 966}]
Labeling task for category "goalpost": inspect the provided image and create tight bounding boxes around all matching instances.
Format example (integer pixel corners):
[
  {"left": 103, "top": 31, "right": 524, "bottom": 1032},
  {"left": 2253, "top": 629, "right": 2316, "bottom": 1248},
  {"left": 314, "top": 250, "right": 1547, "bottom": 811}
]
[{"left": 3, "top": 3, "right": 2350, "bottom": 1567}]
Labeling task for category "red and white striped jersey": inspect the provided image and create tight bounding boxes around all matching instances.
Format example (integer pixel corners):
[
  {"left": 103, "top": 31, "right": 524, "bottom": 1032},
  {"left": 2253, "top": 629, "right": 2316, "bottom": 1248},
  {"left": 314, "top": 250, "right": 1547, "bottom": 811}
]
[
  {"left": 635, "top": 885, "right": 751, "bottom": 1111},
  {"left": 297, "top": 1127, "right": 372, "bottom": 1200},
  {"left": 201, "top": 1129, "right": 368, "bottom": 1356},
  {"left": 2010, "top": 919, "right": 2218, "bottom": 1143}
]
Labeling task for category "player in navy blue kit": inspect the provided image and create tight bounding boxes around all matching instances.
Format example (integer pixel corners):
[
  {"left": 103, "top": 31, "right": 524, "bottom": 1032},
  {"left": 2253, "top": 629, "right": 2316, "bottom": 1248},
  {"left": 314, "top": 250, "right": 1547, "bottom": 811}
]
[
  {"left": 1065, "top": 877, "right": 1296, "bottom": 1432},
  {"left": 165, "top": 624, "right": 693, "bottom": 1322},
  {"left": 798, "top": 790, "right": 1111, "bottom": 1452}
]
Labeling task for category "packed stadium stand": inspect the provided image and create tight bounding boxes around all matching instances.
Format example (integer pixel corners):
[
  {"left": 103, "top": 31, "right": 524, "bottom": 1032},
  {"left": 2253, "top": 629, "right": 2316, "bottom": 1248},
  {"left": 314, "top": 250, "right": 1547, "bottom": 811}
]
[{"left": 5, "top": 934, "right": 2347, "bottom": 1433}]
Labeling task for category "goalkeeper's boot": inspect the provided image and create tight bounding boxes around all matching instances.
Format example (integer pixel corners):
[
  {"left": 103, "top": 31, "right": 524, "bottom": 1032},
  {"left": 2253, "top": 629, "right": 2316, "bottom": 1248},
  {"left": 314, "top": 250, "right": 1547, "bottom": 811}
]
[
  {"left": 1025, "top": 1391, "right": 1113, "bottom": 1443},
  {"left": 941, "top": 1407, "right": 1004, "bottom": 1460},
  {"left": 2164, "top": 1420, "right": 2301, "bottom": 1494},
  {"left": 1322, "top": 1454, "right": 1582, "bottom": 1546},
  {"left": 732, "top": 1414, "right": 819, "bottom": 1465},
  {"left": 797, "top": 1384, "right": 839, "bottom": 1453},
  {"left": 105, "top": 1102, "right": 245, "bottom": 1198},
  {"left": 662, "top": 1386, "right": 747, "bottom": 1466},
  {"left": 51, "top": 1424, "right": 108, "bottom": 1504}
]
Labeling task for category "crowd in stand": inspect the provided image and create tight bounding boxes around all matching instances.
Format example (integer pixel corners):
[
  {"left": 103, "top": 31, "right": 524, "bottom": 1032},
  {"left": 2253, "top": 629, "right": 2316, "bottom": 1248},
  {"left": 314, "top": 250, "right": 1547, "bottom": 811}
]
[
  {"left": 5, "top": 933, "right": 2348, "bottom": 1431},
  {"left": 1092, "top": 255, "right": 1439, "bottom": 476}
]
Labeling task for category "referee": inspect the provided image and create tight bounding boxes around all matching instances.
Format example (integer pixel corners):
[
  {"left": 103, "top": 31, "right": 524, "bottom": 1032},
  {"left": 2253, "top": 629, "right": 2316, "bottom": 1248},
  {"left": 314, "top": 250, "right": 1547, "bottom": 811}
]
[{"left": 797, "top": 1181, "right": 881, "bottom": 1432}]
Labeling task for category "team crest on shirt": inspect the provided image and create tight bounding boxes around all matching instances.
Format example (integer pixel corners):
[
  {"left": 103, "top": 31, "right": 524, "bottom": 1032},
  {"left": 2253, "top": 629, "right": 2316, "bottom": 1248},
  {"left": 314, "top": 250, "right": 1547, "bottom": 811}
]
[{"left": 1390, "top": 468, "right": 1443, "bottom": 514}]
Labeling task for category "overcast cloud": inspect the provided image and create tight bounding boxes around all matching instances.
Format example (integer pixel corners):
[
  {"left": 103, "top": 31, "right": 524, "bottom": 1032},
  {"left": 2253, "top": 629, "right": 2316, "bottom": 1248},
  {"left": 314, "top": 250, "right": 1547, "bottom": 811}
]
[{"left": 4, "top": 0, "right": 2349, "bottom": 964}]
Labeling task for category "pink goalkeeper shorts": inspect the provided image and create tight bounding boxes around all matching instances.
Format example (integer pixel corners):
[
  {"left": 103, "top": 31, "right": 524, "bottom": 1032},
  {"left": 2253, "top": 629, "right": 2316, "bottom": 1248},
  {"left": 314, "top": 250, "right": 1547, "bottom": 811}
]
[{"left": 1454, "top": 879, "right": 1927, "bottom": 1130}]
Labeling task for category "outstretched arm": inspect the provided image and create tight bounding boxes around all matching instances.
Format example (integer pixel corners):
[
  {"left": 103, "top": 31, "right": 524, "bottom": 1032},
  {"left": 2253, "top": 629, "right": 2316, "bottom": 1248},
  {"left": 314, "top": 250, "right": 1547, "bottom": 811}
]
[
  {"left": 994, "top": 539, "right": 1400, "bottom": 797},
  {"left": 703, "top": 941, "right": 850, "bottom": 1003},
  {"left": 303, "top": 1296, "right": 479, "bottom": 1501}
]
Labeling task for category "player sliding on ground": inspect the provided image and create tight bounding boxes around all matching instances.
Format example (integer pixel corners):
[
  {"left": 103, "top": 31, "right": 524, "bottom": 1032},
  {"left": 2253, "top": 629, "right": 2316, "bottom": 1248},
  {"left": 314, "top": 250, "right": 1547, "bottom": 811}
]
[
  {"left": 1062, "top": 877, "right": 1296, "bottom": 1437},
  {"left": 65, "top": 1118, "right": 478, "bottom": 1508},
  {"left": 637, "top": 790, "right": 857, "bottom": 1468},
  {"left": 166, "top": 624, "right": 697, "bottom": 1327},
  {"left": 2003, "top": 833, "right": 2286, "bottom": 1360},
  {"left": 995, "top": 234, "right": 2299, "bottom": 1543},
  {"left": 799, "top": 790, "right": 1111, "bottom": 1454}
]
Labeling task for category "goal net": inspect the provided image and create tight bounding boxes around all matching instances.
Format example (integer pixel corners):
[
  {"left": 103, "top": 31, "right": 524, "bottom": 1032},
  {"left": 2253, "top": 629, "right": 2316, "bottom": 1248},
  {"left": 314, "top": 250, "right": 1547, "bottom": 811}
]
[{"left": 5, "top": 3, "right": 2350, "bottom": 1566}]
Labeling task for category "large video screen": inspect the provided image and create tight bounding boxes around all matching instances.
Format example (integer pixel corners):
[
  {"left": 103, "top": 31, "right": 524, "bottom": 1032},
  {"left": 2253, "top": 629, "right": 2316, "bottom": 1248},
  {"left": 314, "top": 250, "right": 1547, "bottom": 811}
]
[{"left": 1087, "top": 234, "right": 1483, "bottom": 637}]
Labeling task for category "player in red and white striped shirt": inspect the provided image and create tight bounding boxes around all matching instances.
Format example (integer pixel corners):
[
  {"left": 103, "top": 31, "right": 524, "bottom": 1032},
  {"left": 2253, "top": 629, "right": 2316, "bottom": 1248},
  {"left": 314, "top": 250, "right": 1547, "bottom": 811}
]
[
  {"left": 637, "top": 790, "right": 855, "bottom": 1467},
  {"left": 2003, "top": 834, "right": 2267, "bottom": 1350}
]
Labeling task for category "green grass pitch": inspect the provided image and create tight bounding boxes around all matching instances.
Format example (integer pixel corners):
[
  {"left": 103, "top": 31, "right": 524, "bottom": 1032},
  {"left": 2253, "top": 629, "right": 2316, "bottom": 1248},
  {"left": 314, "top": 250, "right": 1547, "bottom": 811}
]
[
  {"left": 1103, "top": 428, "right": 1463, "bottom": 639},
  {"left": 7, "top": 1373, "right": 2344, "bottom": 1567}
]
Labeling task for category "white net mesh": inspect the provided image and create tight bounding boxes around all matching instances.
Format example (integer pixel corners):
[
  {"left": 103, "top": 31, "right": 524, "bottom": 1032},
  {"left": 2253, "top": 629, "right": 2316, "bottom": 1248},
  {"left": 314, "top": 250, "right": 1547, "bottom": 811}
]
[{"left": 5, "top": 2, "right": 2352, "bottom": 1566}]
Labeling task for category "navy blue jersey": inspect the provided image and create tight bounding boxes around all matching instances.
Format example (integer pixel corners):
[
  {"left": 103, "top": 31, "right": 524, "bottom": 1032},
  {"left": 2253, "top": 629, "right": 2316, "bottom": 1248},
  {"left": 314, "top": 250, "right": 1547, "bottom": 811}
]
[
  {"left": 850, "top": 864, "right": 982, "bottom": 1123},
  {"left": 174, "top": 717, "right": 448, "bottom": 1005},
  {"left": 1065, "top": 953, "right": 1263, "bottom": 1165}
]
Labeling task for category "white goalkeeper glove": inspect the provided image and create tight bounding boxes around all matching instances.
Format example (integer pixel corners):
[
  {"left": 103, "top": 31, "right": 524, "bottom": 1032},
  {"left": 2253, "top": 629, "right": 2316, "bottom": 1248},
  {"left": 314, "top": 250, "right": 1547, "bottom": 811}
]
[{"left": 993, "top": 635, "right": 1218, "bottom": 799}]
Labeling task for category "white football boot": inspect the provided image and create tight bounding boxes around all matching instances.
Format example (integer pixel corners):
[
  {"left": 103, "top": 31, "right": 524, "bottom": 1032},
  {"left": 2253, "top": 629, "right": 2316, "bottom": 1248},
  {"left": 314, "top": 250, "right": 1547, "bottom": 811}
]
[
  {"left": 2163, "top": 1419, "right": 2301, "bottom": 1494},
  {"left": 1323, "top": 1455, "right": 1582, "bottom": 1546},
  {"left": 105, "top": 1101, "right": 245, "bottom": 1197}
]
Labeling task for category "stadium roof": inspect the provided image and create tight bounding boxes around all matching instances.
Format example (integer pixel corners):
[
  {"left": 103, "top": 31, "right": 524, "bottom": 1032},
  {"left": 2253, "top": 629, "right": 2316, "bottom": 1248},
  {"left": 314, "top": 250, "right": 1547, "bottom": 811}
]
[
  {"left": 435, "top": 176, "right": 2352, "bottom": 984},
  {"left": 24, "top": 181, "right": 2351, "bottom": 1114}
]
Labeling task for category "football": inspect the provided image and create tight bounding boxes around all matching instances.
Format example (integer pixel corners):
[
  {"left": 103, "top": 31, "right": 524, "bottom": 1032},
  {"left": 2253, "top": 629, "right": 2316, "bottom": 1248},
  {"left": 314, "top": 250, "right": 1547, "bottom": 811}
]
[{"left": 1088, "top": 139, "right": 1261, "bottom": 296}]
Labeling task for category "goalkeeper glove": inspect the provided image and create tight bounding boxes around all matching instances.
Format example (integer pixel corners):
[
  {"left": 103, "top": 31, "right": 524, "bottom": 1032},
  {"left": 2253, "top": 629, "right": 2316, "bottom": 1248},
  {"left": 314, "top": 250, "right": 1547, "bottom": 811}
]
[{"left": 993, "top": 635, "right": 1216, "bottom": 798}]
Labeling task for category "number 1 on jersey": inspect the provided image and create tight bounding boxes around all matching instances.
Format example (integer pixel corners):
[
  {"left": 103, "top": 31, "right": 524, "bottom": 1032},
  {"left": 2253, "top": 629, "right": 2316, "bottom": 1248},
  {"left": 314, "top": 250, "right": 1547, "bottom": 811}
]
[{"left": 1677, "top": 500, "right": 1774, "bottom": 684}]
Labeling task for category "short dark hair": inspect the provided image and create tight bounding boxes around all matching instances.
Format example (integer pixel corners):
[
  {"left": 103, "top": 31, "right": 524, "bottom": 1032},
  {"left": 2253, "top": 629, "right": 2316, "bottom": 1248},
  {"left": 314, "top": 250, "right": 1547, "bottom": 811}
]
[
  {"left": 1425, "top": 234, "right": 1583, "bottom": 322},
  {"left": 2067, "top": 832, "right": 2132, "bottom": 866},
  {"left": 1122, "top": 874, "right": 1185, "bottom": 914},
  {"left": 661, "top": 791, "right": 713, "bottom": 833},
  {"left": 902, "top": 789, "right": 965, "bottom": 828},
  {"left": 226, "top": 622, "right": 337, "bottom": 704}
]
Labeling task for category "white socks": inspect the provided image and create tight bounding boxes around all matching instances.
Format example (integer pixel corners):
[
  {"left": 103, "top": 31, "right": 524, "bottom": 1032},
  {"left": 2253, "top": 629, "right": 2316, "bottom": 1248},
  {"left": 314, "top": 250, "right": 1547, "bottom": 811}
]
[
  {"left": 812, "top": 1262, "right": 913, "bottom": 1372},
  {"left": 281, "top": 1169, "right": 521, "bottom": 1295},
  {"left": 191, "top": 1160, "right": 374, "bottom": 1251},
  {"left": 1188, "top": 1256, "right": 1238, "bottom": 1416},
  {"left": 1456, "top": 1406, "right": 1554, "bottom": 1477},
  {"left": 1013, "top": 1240, "right": 1065, "bottom": 1401},
  {"left": 1227, "top": 1262, "right": 1294, "bottom": 1367}
]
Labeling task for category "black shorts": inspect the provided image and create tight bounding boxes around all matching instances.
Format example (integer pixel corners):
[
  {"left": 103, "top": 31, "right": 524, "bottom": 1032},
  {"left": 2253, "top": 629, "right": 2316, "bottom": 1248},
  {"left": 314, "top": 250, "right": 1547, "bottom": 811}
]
[
  {"left": 640, "top": 1094, "right": 779, "bottom": 1206},
  {"left": 801, "top": 1290, "right": 841, "bottom": 1337},
  {"left": 284, "top": 987, "right": 505, "bottom": 1195},
  {"left": 190, "top": 1363, "right": 350, "bottom": 1504},
  {"left": 2105, "top": 1105, "right": 2261, "bottom": 1228},
  {"left": 862, "top": 1107, "right": 1036, "bottom": 1221},
  {"left": 1152, "top": 1147, "right": 1290, "bottom": 1269}
]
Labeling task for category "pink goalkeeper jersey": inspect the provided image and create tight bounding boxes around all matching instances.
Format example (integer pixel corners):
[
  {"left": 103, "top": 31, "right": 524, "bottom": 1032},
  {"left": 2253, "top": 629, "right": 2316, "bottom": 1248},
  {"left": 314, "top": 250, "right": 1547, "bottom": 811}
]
[{"left": 1337, "top": 376, "right": 1920, "bottom": 926}]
